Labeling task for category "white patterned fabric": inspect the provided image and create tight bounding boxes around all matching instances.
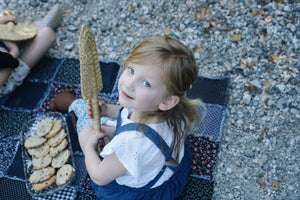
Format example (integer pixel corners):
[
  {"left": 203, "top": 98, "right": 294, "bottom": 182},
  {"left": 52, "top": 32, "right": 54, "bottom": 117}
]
[{"left": 68, "top": 98, "right": 117, "bottom": 133}]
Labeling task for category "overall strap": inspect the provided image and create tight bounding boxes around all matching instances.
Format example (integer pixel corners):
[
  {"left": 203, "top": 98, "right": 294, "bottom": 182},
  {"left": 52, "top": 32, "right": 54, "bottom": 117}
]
[{"left": 115, "top": 107, "right": 124, "bottom": 131}]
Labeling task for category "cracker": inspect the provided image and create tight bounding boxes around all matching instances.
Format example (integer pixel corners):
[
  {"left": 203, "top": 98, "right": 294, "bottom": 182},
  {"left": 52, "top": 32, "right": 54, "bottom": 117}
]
[
  {"left": 27, "top": 143, "right": 50, "bottom": 158},
  {"left": 24, "top": 135, "right": 47, "bottom": 148},
  {"left": 56, "top": 164, "right": 73, "bottom": 185},
  {"left": 32, "top": 175, "right": 56, "bottom": 191},
  {"left": 45, "top": 120, "right": 63, "bottom": 139},
  {"left": 52, "top": 149, "right": 70, "bottom": 168},
  {"left": 47, "top": 129, "right": 66, "bottom": 147},
  {"left": 32, "top": 154, "right": 52, "bottom": 170},
  {"left": 49, "top": 138, "right": 68, "bottom": 157},
  {"left": 36, "top": 118, "right": 54, "bottom": 137},
  {"left": 29, "top": 167, "right": 55, "bottom": 184}
]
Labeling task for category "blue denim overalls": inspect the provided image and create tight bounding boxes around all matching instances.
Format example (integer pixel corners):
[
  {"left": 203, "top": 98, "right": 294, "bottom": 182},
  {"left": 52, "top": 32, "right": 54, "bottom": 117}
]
[{"left": 91, "top": 108, "right": 192, "bottom": 200}]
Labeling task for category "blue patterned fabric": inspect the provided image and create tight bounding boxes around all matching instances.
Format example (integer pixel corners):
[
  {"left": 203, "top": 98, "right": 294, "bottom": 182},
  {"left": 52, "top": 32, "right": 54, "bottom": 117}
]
[
  {"left": 0, "top": 136, "right": 20, "bottom": 178},
  {"left": 0, "top": 110, "right": 35, "bottom": 138},
  {"left": 72, "top": 153, "right": 88, "bottom": 189},
  {"left": 186, "top": 76, "right": 229, "bottom": 106},
  {"left": 0, "top": 177, "right": 32, "bottom": 200},
  {"left": 193, "top": 103, "right": 227, "bottom": 142},
  {"left": 32, "top": 186, "right": 77, "bottom": 200},
  {"left": 2, "top": 81, "right": 51, "bottom": 112},
  {"left": 0, "top": 56, "right": 229, "bottom": 200}
]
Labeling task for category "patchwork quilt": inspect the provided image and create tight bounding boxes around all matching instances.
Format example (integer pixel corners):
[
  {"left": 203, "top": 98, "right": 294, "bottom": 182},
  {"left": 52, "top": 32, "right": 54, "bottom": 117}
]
[{"left": 0, "top": 56, "right": 229, "bottom": 200}]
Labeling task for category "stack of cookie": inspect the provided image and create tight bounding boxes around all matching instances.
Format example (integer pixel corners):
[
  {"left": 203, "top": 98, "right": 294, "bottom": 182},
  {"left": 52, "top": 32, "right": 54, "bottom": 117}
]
[{"left": 24, "top": 118, "right": 74, "bottom": 191}]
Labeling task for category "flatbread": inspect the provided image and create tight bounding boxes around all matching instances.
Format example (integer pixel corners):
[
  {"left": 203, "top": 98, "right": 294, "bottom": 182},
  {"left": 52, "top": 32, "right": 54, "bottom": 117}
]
[
  {"left": 49, "top": 138, "right": 68, "bottom": 157},
  {"left": 25, "top": 135, "right": 47, "bottom": 148},
  {"left": 56, "top": 164, "right": 73, "bottom": 185},
  {"left": 51, "top": 149, "right": 70, "bottom": 168},
  {"left": 47, "top": 129, "right": 66, "bottom": 147},
  {"left": 27, "top": 143, "right": 50, "bottom": 158},
  {"left": 29, "top": 167, "right": 55, "bottom": 184},
  {"left": 45, "top": 120, "right": 63, "bottom": 139},
  {"left": 32, "top": 175, "right": 56, "bottom": 191},
  {"left": 36, "top": 118, "right": 53, "bottom": 137},
  {"left": 32, "top": 154, "right": 52, "bottom": 170}
]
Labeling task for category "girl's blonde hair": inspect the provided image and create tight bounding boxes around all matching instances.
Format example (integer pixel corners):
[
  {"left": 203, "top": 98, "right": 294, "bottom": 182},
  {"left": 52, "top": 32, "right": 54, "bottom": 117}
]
[{"left": 123, "top": 36, "right": 205, "bottom": 165}]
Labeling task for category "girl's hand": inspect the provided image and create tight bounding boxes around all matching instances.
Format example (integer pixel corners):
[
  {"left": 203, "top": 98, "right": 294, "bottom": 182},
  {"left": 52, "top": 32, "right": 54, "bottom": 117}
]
[
  {"left": 0, "top": 15, "right": 17, "bottom": 25},
  {"left": 87, "top": 100, "right": 107, "bottom": 118},
  {"left": 79, "top": 125, "right": 105, "bottom": 153},
  {"left": 1, "top": 40, "right": 19, "bottom": 58},
  {"left": 79, "top": 125, "right": 127, "bottom": 186}
]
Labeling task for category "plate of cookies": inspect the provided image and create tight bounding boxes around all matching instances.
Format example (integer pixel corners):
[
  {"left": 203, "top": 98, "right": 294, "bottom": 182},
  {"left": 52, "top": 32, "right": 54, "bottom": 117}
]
[{"left": 20, "top": 112, "right": 76, "bottom": 196}]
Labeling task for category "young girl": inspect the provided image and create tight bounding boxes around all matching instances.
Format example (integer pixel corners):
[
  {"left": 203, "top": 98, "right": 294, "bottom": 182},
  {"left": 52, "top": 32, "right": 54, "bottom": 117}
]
[{"left": 78, "top": 36, "right": 205, "bottom": 199}]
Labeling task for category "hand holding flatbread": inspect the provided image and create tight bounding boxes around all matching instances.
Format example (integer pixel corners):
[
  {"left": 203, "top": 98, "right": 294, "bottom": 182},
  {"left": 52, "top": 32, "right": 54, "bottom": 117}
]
[{"left": 0, "top": 10, "right": 37, "bottom": 41}]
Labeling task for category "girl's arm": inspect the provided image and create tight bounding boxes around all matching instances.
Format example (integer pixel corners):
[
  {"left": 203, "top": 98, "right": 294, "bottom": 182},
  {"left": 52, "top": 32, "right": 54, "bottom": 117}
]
[
  {"left": 79, "top": 125, "right": 126, "bottom": 186},
  {"left": 104, "top": 103, "right": 122, "bottom": 119},
  {"left": 100, "top": 125, "right": 116, "bottom": 141}
]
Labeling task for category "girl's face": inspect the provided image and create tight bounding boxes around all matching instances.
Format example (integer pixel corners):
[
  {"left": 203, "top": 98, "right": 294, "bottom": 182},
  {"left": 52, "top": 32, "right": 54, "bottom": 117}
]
[{"left": 118, "top": 63, "right": 168, "bottom": 112}]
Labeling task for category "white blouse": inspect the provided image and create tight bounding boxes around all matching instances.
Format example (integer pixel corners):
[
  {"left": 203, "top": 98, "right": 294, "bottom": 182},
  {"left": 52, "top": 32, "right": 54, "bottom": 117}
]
[{"left": 100, "top": 108, "right": 185, "bottom": 188}]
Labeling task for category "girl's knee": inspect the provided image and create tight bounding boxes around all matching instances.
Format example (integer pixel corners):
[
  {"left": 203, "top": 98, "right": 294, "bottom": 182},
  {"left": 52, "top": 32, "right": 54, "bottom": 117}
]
[{"left": 38, "top": 27, "right": 56, "bottom": 45}]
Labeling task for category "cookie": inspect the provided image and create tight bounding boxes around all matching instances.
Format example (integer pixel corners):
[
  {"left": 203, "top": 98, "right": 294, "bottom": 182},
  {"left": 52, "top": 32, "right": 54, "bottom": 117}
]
[
  {"left": 27, "top": 143, "right": 50, "bottom": 158},
  {"left": 47, "top": 129, "right": 66, "bottom": 147},
  {"left": 32, "top": 154, "right": 52, "bottom": 170},
  {"left": 52, "top": 149, "right": 70, "bottom": 168},
  {"left": 56, "top": 164, "right": 74, "bottom": 185},
  {"left": 36, "top": 118, "right": 54, "bottom": 137},
  {"left": 45, "top": 120, "right": 63, "bottom": 139},
  {"left": 49, "top": 138, "right": 68, "bottom": 157},
  {"left": 29, "top": 167, "right": 55, "bottom": 184},
  {"left": 32, "top": 175, "right": 56, "bottom": 191},
  {"left": 24, "top": 135, "right": 47, "bottom": 148}
]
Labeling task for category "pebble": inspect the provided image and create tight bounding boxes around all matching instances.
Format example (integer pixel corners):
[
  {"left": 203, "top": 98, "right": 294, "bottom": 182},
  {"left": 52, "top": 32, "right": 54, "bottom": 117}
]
[
  {"left": 250, "top": 79, "right": 262, "bottom": 89},
  {"left": 245, "top": 149, "right": 255, "bottom": 158},
  {"left": 4, "top": 0, "right": 299, "bottom": 199},
  {"left": 243, "top": 93, "right": 252, "bottom": 105},
  {"left": 67, "top": 25, "right": 78, "bottom": 32},
  {"left": 65, "top": 43, "right": 74, "bottom": 51},
  {"left": 276, "top": 83, "right": 286, "bottom": 92}
]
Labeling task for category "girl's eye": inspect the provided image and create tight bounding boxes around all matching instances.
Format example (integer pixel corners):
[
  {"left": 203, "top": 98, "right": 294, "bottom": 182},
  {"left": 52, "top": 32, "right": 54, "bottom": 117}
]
[
  {"left": 143, "top": 81, "right": 151, "bottom": 88},
  {"left": 128, "top": 67, "right": 134, "bottom": 75}
]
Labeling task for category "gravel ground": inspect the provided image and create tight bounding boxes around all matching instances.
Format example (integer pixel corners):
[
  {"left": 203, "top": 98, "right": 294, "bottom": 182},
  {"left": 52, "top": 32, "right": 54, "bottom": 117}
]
[{"left": 1, "top": 0, "right": 299, "bottom": 199}]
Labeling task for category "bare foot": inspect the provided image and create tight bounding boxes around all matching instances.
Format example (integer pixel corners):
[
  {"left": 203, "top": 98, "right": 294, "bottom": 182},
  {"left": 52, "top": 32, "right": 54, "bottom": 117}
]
[{"left": 49, "top": 89, "right": 76, "bottom": 112}]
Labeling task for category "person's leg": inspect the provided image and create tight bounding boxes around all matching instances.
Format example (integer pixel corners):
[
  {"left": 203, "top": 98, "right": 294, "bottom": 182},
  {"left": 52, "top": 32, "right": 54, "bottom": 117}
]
[
  {"left": 0, "top": 68, "right": 12, "bottom": 87},
  {"left": 19, "top": 27, "right": 55, "bottom": 68},
  {"left": 49, "top": 89, "right": 76, "bottom": 112},
  {"left": 49, "top": 89, "right": 78, "bottom": 133}
]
